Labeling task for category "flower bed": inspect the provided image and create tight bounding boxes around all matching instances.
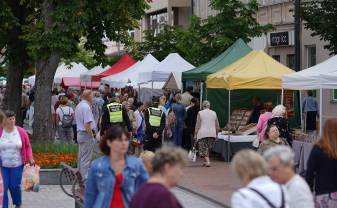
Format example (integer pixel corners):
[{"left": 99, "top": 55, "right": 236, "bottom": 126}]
[
  {"left": 32, "top": 142, "right": 78, "bottom": 169},
  {"left": 34, "top": 152, "right": 77, "bottom": 169}
]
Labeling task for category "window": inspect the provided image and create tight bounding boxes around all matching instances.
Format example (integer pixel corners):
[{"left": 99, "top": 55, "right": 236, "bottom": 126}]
[
  {"left": 287, "top": 54, "right": 295, "bottom": 69},
  {"left": 272, "top": 55, "right": 280, "bottom": 62},
  {"left": 149, "top": 12, "right": 168, "bottom": 36},
  {"left": 307, "top": 45, "right": 316, "bottom": 67},
  {"left": 332, "top": 89, "right": 337, "bottom": 102}
]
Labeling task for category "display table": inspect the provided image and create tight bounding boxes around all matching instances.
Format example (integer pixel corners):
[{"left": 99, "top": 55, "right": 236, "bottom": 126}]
[
  {"left": 213, "top": 134, "right": 257, "bottom": 161},
  {"left": 292, "top": 140, "right": 314, "bottom": 176}
]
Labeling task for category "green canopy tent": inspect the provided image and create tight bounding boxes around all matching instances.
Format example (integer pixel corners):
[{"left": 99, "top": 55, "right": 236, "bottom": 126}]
[
  {"left": 0, "top": 76, "right": 6, "bottom": 81},
  {"left": 182, "top": 38, "right": 252, "bottom": 81}
]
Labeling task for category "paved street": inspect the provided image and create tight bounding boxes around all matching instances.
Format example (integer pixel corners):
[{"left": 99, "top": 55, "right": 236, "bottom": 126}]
[
  {"left": 180, "top": 159, "right": 241, "bottom": 205},
  {"left": 11, "top": 185, "right": 223, "bottom": 208}
]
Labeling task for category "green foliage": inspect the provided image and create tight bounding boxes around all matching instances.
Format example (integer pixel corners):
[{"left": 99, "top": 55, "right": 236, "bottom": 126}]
[
  {"left": 301, "top": 1, "right": 337, "bottom": 55},
  {"left": 32, "top": 142, "right": 78, "bottom": 154},
  {"left": 128, "top": 0, "right": 272, "bottom": 66},
  {"left": 20, "top": 0, "right": 149, "bottom": 63}
]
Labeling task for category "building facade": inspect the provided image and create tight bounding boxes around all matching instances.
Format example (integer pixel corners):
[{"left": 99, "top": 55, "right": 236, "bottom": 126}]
[{"left": 134, "top": 0, "right": 192, "bottom": 42}]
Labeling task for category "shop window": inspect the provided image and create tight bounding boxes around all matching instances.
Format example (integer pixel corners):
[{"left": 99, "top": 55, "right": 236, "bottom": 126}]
[{"left": 272, "top": 55, "right": 281, "bottom": 62}]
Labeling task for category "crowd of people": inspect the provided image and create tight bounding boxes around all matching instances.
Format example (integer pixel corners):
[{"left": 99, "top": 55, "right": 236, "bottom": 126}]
[{"left": 0, "top": 84, "right": 336, "bottom": 208}]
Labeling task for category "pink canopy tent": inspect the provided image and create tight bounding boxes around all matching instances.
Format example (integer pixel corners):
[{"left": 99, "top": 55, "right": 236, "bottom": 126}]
[{"left": 61, "top": 77, "right": 100, "bottom": 89}]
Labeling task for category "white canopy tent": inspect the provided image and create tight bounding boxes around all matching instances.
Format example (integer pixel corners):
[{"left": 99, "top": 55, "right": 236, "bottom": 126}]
[
  {"left": 282, "top": 55, "right": 337, "bottom": 136},
  {"left": 100, "top": 54, "right": 160, "bottom": 88},
  {"left": 80, "top": 65, "right": 110, "bottom": 82},
  {"left": 27, "top": 62, "right": 89, "bottom": 86},
  {"left": 138, "top": 53, "right": 195, "bottom": 90},
  {"left": 54, "top": 62, "right": 88, "bottom": 84}
]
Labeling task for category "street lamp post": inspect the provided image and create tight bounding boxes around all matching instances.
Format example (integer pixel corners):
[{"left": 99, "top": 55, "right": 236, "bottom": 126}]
[{"left": 294, "top": 0, "right": 301, "bottom": 72}]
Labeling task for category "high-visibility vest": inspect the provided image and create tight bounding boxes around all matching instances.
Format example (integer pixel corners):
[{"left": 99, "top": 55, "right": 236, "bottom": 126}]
[
  {"left": 148, "top": 107, "right": 163, "bottom": 127},
  {"left": 107, "top": 103, "right": 123, "bottom": 123}
]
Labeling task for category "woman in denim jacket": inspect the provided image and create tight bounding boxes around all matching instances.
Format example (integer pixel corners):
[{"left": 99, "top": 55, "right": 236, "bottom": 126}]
[{"left": 84, "top": 125, "right": 149, "bottom": 208}]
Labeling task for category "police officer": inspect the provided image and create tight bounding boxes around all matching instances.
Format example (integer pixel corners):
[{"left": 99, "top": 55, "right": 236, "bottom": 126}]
[
  {"left": 100, "top": 94, "right": 132, "bottom": 136},
  {"left": 144, "top": 101, "right": 166, "bottom": 152}
]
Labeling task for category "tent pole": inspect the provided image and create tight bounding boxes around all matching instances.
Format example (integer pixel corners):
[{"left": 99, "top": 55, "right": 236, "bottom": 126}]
[
  {"left": 228, "top": 90, "right": 231, "bottom": 124},
  {"left": 299, "top": 90, "right": 304, "bottom": 131},
  {"left": 200, "top": 82, "right": 203, "bottom": 109},
  {"left": 281, "top": 88, "right": 284, "bottom": 105},
  {"left": 319, "top": 87, "right": 323, "bottom": 137},
  {"left": 151, "top": 81, "right": 153, "bottom": 99}
]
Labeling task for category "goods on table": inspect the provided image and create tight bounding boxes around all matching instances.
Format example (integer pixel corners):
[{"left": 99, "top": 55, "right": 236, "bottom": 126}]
[
  {"left": 224, "top": 109, "right": 253, "bottom": 131},
  {"left": 291, "top": 129, "right": 318, "bottom": 143}
]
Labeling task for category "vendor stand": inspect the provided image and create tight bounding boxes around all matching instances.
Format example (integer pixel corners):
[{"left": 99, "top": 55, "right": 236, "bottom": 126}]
[{"left": 207, "top": 51, "right": 295, "bottom": 161}]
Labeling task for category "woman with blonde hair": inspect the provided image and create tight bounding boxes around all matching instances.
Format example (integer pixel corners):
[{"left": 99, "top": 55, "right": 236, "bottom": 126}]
[
  {"left": 231, "top": 150, "right": 289, "bottom": 208},
  {"left": 306, "top": 118, "right": 337, "bottom": 207},
  {"left": 140, "top": 151, "right": 155, "bottom": 175}
]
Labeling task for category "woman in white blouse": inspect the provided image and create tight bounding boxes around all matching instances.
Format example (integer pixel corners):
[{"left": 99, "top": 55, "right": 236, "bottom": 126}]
[
  {"left": 194, "top": 100, "right": 220, "bottom": 167},
  {"left": 0, "top": 110, "right": 34, "bottom": 208}
]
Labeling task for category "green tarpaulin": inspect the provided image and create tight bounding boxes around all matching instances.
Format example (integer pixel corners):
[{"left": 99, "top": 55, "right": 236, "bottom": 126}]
[
  {"left": 182, "top": 39, "right": 252, "bottom": 81},
  {"left": 207, "top": 89, "right": 300, "bottom": 128}
]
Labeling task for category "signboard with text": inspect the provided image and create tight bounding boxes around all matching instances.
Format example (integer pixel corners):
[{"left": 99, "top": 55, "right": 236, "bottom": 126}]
[{"left": 270, "top": 32, "right": 289, "bottom": 46}]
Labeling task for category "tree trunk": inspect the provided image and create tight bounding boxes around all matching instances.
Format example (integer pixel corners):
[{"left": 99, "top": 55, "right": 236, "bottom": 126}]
[
  {"left": 32, "top": 53, "right": 61, "bottom": 141},
  {"left": 32, "top": 0, "right": 61, "bottom": 141},
  {"left": 2, "top": 0, "right": 29, "bottom": 126},
  {"left": 2, "top": 63, "right": 25, "bottom": 125}
]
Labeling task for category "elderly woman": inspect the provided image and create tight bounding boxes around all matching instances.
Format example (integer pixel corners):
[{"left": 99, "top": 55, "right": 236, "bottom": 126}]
[
  {"left": 194, "top": 100, "right": 220, "bottom": 167},
  {"left": 0, "top": 110, "right": 34, "bottom": 208},
  {"left": 258, "top": 125, "right": 289, "bottom": 154},
  {"left": 231, "top": 150, "right": 289, "bottom": 208},
  {"left": 130, "top": 146, "right": 187, "bottom": 208},
  {"left": 306, "top": 118, "right": 337, "bottom": 207},
  {"left": 268, "top": 105, "right": 292, "bottom": 145},
  {"left": 263, "top": 146, "right": 314, "bottom": 208},
  {"left": 84, "top": 125, "right": 148, "bottom": 208}
]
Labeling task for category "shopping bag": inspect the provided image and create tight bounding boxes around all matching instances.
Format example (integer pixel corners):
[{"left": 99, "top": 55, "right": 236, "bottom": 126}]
[
  {"left": 22, "top": 164, "right": 40, "bottom": 192},
  {"left": 188, "top": 148, "right": 197, "bottom": 163}
]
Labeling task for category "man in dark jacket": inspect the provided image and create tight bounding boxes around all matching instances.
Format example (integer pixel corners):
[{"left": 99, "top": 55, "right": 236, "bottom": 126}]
[
  {"left": 100, "top": 95, "right": 132, "bottom": 136},
  {"left": 143, "top": 102, "right": 166, "bottom": 152}
]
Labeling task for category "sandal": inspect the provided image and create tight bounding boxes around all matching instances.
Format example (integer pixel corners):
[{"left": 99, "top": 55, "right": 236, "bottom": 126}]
[{"left": 205, "top": 163, "right": 211, "bottom": 167}]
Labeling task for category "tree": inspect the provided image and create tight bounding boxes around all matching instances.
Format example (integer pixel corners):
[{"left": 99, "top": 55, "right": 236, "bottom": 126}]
[
  {"left": 128, "top": 0, "right": 272, "bottom": 66},
  {"left": 0, "top": 0, "right": 149, "bottom": 140},
  {"left": 301, "top": 1, "right": 337, "bottom": 54},
  {"left": 0, "top": 1, "right": 32, "bottom": 125},
  {"left": 130, "top": 25, "right": 182, "bottom": 61}
]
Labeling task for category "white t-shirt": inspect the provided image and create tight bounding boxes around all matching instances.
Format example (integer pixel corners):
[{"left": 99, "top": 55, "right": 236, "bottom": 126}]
[
  {"left": 0, "top": 127, "right": 23, "bottom": 167},
  {"left": 56, "top": 106, "right": 74, "bottom": 126},
  {"left": 285, "top": 174, "right": 314, "bottom": 208}
]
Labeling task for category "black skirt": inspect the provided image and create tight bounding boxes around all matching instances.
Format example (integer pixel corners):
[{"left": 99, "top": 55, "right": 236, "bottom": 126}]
[{"left": 306, "top": 111, "right": 317, "bottom": 131}]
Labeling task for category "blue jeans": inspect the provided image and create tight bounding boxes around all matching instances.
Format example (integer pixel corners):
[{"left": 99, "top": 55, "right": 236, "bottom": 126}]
[
  {"left": 1, "top": 165, "right": 24, "bottom": 208},
  {"left": 173, "top": 122, "right": 184, "bottom": 147}
]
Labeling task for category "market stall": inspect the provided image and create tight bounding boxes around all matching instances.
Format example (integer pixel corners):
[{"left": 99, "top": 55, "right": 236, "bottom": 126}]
[
  {"left": 282, "top": 54, "right": 337, "bottom": 136},
  {"left": 207, "top": 50, "right": 295, "bottom": 160},
  {"left": 138, "top": 53, "right": 194, "bottom": 89},
  {"left": 137, "top": 53, "right": 194, "bottom": 101},
  {"left": 91, "top": 53, "right": 136, "bottom": 81},
  {"left": 100, "top": 54, "right": 159, "bottom": 88},
  {"left": 80, "top": 65, "right": 110, "bottom": 83},
  {"left": 54, "top": 62, "right": 88, "bottom": 84}
]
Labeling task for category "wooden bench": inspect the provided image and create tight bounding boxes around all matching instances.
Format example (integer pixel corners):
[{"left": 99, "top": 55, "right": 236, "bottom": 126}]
[{"left": 60, "top": 162, "right": 85, "bottom": 208}]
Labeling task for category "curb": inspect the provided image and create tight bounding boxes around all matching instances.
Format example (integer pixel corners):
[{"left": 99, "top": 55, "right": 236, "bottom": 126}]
[{"left": 177, "top": 185, "right": 230, "bottom": 208}]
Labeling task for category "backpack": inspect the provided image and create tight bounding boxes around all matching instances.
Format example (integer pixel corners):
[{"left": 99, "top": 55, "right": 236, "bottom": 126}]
[{"left": 59, "top": 107, "right": 73, "bottom": 128}]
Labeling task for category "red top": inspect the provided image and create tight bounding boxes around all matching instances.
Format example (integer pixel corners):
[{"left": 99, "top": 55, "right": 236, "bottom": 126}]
[{"left": 110, "top": 173, "right": 124, "bottom": 208}]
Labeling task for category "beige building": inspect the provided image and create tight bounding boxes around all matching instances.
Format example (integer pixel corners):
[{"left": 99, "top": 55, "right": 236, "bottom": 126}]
[{"left": 134, "top": 0, "right": 192, "bottom": 42}]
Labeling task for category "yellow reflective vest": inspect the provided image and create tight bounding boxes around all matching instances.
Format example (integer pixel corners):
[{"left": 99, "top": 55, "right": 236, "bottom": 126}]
[
  {"left": 148, "top": 107, "right": 163, "bottom": 127},
  {"left": 107, "top": 103, "right": 123, "bottom": 123}
]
